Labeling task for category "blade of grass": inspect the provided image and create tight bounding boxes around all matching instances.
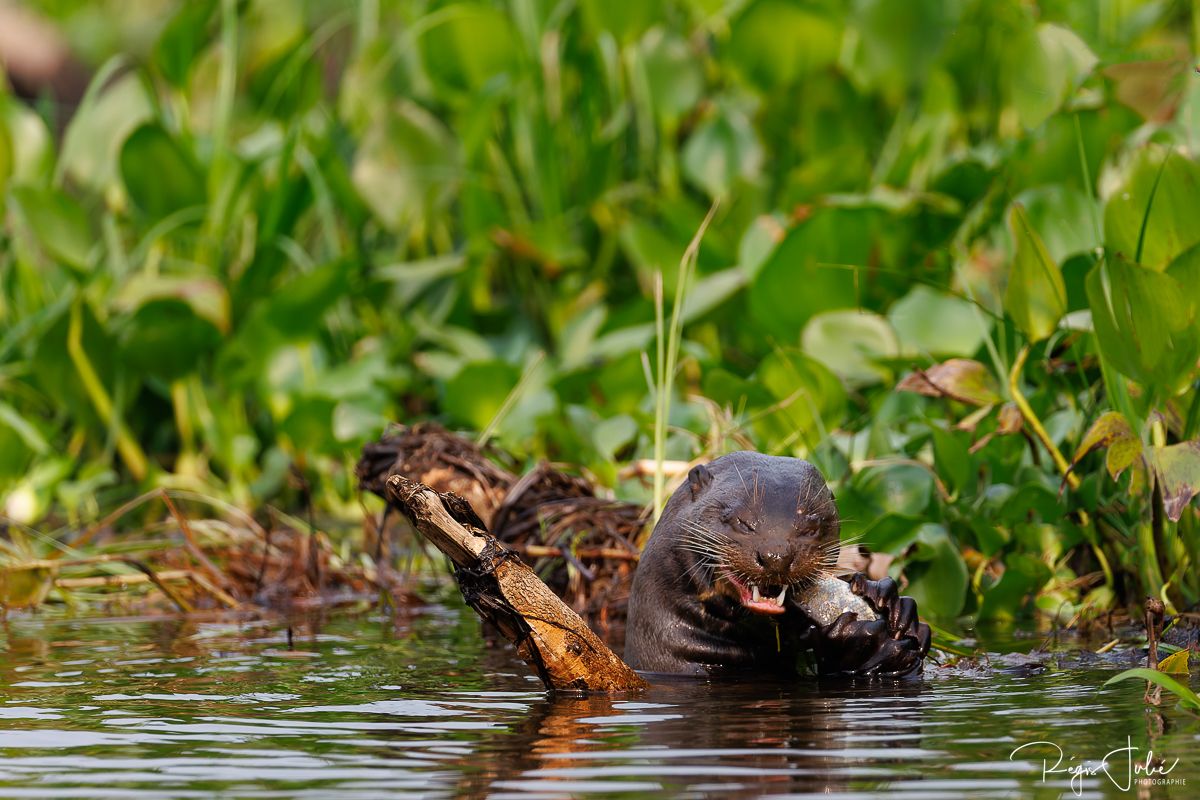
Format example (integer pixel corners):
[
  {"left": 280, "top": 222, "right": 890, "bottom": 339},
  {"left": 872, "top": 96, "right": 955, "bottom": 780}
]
[
  {"left": 1105, "top": 667, "right": 1200, "bottom": 710},
  {"left": 653, "top": 201, "right": 718, "bottom": 522}
]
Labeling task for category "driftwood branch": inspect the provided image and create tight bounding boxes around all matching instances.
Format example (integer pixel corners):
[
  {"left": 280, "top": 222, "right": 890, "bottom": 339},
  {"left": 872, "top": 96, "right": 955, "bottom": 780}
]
[{"left": 384, "top": 474, "right": 647, "bottom": 693}]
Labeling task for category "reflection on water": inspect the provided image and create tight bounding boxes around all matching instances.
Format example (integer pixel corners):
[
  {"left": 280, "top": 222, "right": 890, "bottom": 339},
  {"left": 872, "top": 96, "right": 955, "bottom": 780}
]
[{"left": 1, "top": 596, "right": 1197, "bottom": 798}]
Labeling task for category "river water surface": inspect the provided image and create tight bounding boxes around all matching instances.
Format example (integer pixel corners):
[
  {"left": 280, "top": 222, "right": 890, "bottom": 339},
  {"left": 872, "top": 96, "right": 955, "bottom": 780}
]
[{"left": 1, "top": 591, "right": 1197, "bottom": 798}]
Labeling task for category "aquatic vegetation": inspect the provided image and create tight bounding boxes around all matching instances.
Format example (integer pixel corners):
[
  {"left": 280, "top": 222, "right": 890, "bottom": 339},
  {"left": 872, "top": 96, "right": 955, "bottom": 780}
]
[{"left": 0, "top": 0, "right": 1198, "bottom": 627}]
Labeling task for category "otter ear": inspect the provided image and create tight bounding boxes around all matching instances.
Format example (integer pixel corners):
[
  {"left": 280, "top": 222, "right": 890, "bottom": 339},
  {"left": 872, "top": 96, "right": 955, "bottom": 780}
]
[{"left": 687, "top": 464, "right": 713, "bottom": 499}]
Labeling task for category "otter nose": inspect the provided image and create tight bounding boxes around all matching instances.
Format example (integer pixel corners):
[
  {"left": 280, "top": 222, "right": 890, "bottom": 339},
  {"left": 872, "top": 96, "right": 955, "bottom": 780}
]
[{"left": 754, "top": 549, "right": 793, "bottom": 575}]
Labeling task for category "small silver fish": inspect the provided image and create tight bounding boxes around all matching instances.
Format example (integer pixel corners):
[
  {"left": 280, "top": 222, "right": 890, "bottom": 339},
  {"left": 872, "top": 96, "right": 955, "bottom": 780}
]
[{"left": 796, "top": 577, "right": 877, "bottom": 626}]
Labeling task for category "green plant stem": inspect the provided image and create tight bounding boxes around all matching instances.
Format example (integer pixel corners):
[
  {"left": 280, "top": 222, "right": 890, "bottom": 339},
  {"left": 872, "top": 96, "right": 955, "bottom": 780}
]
[
  {"left": 652, "top": 202, "right": 718, "bottom": 522},
  {"left": 1008, "top": 345, "right": 1079, "bottom": 490},
  {"left": 67, "top": 299, "right": 147, "bottom": 481}
]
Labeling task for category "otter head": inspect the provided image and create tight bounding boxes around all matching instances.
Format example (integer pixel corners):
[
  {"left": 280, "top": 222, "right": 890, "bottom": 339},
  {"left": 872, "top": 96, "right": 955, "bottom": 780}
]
[{"left": 677, "top": 452, "right": 840, "bottom": 616}]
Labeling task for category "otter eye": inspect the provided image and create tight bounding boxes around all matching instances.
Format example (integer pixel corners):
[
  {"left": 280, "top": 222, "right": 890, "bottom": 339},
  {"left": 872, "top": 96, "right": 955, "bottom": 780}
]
[{"left": 734, "top": 517, "right": 756, "bottom": 533}]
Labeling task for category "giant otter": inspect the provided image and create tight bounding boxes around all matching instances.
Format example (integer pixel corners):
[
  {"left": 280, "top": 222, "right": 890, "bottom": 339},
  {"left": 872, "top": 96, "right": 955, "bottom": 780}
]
[{"left": 625, "top": 451, "right": 931, "bottom": 677}]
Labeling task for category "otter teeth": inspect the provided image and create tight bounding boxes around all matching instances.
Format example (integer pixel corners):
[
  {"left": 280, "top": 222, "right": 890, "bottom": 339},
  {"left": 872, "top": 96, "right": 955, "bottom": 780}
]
[{"left": 749, "top": 584, "right": 788, "bottom": 606}]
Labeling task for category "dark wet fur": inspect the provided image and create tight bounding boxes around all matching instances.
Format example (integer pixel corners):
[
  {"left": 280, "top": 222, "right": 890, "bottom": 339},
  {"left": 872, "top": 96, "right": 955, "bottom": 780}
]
[{"left": 625, "top": 451, "right": 931, "bottom": 678}]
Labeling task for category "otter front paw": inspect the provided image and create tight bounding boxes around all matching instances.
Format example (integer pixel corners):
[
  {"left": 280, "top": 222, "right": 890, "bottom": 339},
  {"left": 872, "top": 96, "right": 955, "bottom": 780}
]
[{"left": 811, "top": 574, "right": 931, "bottom": 678}]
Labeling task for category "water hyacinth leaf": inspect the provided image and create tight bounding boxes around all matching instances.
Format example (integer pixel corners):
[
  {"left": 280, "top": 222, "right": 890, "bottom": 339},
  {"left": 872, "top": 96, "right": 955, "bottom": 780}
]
[
  {"left": 0, "top": 564, "right": 56, "bottom": 609},
  {"left": 119, "top": 123, "right": 206, "bottom": 221},
  {"left": 930, "top": 425, "right": 971, "bottom": 495},
  {"left": 10, "top": 187, "right": 94, "bottom": 271},
  {"left": 578, "top": 0, "right": 664, "bottom": 42},
  {"left": 420, "top": 3, "right": 518, "bottom": 94},
  {"left": 682, "top": 103, "right": 763, "bottom": 199},
  {"left": 852, "top": 463, "right": 934, "bottom": 518},
  {"left": 1165, "top": 241, "right": 1200, "bottom": 311},
  {"left": 114, "top": 275, "right": 230, "bottom": 333},
  {"left": 889, "top": 286, "right": 988, "bottom": 357},
  {"left": 1105, "top": 668, "right": 1200, "bottom": 711},
  {"left": 1005, "top": 204, "right": 1067, "bottom": 342},
  {"left": 749, "top": 209, "right": 871, "bottom": 338},
  {"left": 1015, "top": 184, "right": 1100, "bottom": 264},
  {"left": 59, "top": 69, "right": 154, "bottom": 193},
  {"left": 1157, "top": 649, "right": 1190, "bottom": 676},
  {"left": 0, "top": 97, "right": 54, "bottom": 184},
  {"left": 978, "top": 552, "right": 1052, "bottom": 621},
  {"left": 1070, "top": 411, "right": 1141, "bottom": 481},
  {"left": 902, "top": 523, "right": 968, "bottom": 619},
  {"left": 801, "top": 310, "right": 898, "bottom": 387},
  {"left": 1104, "top": 145, "right": 1200, "bottom": 270},
  {"left": 753, "top": 349, "right": 847, "bottom": 451},
  {"left": 592, "top": 414, "right": 638, "bottom": 461},
  {"left": 729, "top": 0, "right": 841, "bottom": 89},
  {"left": 896, "top": 358, "right": 1001, "bottom": 406},
  {"left": 1151, "top": 440, "right": 1200, "bottom": 522},
  {"left": 640, "top": 29, "right": 704, "bottom": 121},
  {"left": 262, "top": 261, "right": 352, "bottom": 339},
  {"left": 1086, "top": 255, "right": 1200, "bottom": 395},
  {"left": 847, "top": 0, "right": 956, "bottom": 93},
  {"left": 1007, "top": 23, "right": 1097, "bottom": 129},
  {"left": 118, "top": 298, "right": 223, "bottom": 381},
  {"left": 352, "top": 101, "right": 459, "bottom": 232},
  {"left": 154, "top": 0, "right": 218, "bottom": 86},
  {"left": 443, "top": 361, "right": 520, "bottom": 432}
]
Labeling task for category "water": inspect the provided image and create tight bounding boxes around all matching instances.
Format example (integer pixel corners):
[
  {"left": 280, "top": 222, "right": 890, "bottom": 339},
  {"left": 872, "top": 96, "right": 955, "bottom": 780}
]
[{"left": 1, "top": 593, "right": 1197, "bottom": 798}]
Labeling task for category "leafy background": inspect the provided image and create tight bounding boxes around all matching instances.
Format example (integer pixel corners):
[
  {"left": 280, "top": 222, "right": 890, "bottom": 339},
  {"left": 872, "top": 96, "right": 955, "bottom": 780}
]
[{"left": 2, "top": 0, "right": 1199, "bottom": 623}]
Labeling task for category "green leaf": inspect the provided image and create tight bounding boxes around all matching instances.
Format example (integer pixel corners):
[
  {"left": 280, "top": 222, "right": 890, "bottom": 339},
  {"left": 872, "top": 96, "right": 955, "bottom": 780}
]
[
  {"left": 853, "top": 463, "right": 934, "bottom": 518},
  {"left": 801, "top": 310, "right": 898, "bottom": 388},
  {"left": 930, "top": 424, "right": 971, "bottom": 495},
  {"left": 1104, "top": 145, "right": 1200, "bottom": 270},
  {"left": 1151, "top": 440, "right": 1200, "bottom": 523},
  {"left": 1158, "top": 649, "right": 1190, "bottom": 676},
  {"left": 1086, "top": 255, "right": 1200, "bottom": 396},
  {"left": 749, "top": 209, "right": 872, "bottom": 338},
  {"left": 592, "top": 415, "right": 638, "bottom": 461},
  {"left": 1105, "top": 668, "right": 1200, "bottom": 710},
  {"left": 114, "top": 275, "right": 230, "bottom": 333},
  {"left": 1005, "top": 203, "right": 1067, "bottom": 342},
  {"left": 443, "top": 361, "right": 520, "bottom": 432},
  {"left": 978, "top": 552, "right": 1053, "bottom": 621},
  {"left": 847, "top": 0, "right": 957, "bottom": 94},
  {"left": 60, "top": 70, "right": 154, "bottom": 193},
  {"left": 10, "top": 187, "right": 94, "bottom": 271},
  {"left": 118, "top": 298, "right": 222, "bottom": 381},
  {"left": 420, "top": 4, "right": 518, "bottom": 95},
  {"left": 352, "top": 101, "right": 459, "bottom": 232},
  {"left": 1007, "top": 23, "right": 1097, "bottom": 129},
  {"left": 1070, "top": 411, "right": 1141, "bottom": 481},
  {"left": 1015, "top": 185, "right": 1101, "bottom": 264},
  {"left": 902, "top": 523, "right": 968, "bottom": 619},
  {"left": 729, "top": 0, "right": 842, "bottom": 89},
  {"left": 579, "top": 0, "right": 664, "bottom": 42},
  {"left": 754, "top": 349, "right": 847, "bottom": 451},
  {"left": 119, "top": 123, "right": 206, "bottom": 221},
  {"left": 0, "top": 97, "right": 54, "bottom": 185},
  {"left": 681, "top": 103, "right": 763, "bottom": 199},
  {"left": 889, "top": 286, "right": 990, "bottom": 357},
  {"left": 154, "top": 0, "right": 218, "bottom": 86},
  {"left": 641, "top": 29, "right": 704, "bottom": 121},
  {"left": 0, "top": 564, "right": 56, "bottom": 609}
]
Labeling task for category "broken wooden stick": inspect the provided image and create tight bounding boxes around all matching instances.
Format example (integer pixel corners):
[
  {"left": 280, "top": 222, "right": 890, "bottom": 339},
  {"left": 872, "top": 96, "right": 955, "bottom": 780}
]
[{"left": 384, "top": 474, "right": 647, "bottom": 693}]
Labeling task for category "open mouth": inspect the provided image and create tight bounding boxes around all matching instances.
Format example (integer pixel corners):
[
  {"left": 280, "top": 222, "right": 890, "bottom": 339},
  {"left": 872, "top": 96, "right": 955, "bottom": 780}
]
[{"left": 721, "top": 571, "right": 788, "bottom": 615}]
